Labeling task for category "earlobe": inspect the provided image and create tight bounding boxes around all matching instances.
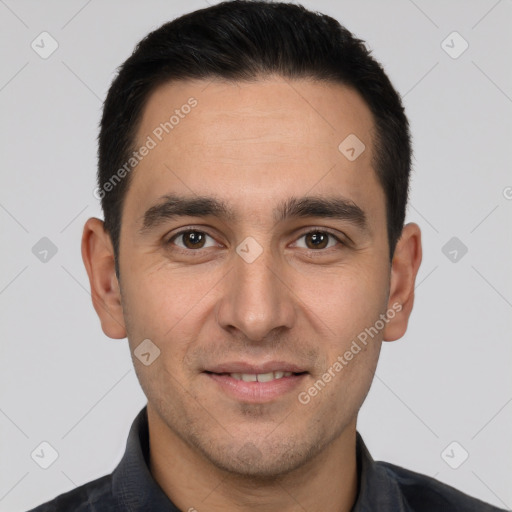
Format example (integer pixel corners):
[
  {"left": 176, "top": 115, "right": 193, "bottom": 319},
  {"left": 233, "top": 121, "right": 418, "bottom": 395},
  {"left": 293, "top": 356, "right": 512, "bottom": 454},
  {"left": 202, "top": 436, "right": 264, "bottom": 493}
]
[
  {"left": 81, "top": 217, "right": 127, "bottom": 339},
  {"left": 383, "top": 223, "right": 422, "bottom": 342}
]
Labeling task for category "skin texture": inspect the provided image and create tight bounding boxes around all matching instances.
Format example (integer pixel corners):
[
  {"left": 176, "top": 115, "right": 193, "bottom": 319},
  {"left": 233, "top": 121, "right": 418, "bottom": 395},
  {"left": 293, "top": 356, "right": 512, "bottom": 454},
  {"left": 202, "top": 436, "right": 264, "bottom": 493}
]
[{"left": 82, "top": 77, "right": 422, "bottom": 512}]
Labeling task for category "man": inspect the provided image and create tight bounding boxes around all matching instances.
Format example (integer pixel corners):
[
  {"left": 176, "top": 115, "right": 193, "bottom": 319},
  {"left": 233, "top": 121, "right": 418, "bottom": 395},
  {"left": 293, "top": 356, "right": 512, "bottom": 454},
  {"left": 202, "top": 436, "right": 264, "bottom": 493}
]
[{"left": 28, "top": 1, "right": 506, "bottom": 510}]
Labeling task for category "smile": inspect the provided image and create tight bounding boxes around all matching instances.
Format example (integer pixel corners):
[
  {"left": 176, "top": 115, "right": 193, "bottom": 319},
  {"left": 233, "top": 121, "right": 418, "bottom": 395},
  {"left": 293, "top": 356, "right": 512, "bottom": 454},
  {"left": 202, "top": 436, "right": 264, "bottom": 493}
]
[
  {"left": 227, "top": 371, "right": 294, "bottom": 382},
  {"left": 204, "top": 368, "right": 308, "bottom": 403}
]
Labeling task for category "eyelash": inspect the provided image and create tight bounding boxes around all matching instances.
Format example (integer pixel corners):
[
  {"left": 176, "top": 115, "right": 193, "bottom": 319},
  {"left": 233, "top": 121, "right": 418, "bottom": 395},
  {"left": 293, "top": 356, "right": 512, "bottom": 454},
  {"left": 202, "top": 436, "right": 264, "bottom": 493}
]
[{"left": 166, "top": 227, "right": 345, "bottom": 253}]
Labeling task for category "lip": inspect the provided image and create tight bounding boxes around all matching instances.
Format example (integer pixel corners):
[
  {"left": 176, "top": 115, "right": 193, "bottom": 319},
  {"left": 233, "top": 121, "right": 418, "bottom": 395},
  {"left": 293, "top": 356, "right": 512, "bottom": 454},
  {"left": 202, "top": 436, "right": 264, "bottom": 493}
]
[
  {"left": 204, "top": 361, "right": 307, "bottom": 374},
  {"left": 203, "top": 361, "right": 308, "bottom": 403},
  {"left": 206, "top": 373, "right": 307, "bottom": 403}
]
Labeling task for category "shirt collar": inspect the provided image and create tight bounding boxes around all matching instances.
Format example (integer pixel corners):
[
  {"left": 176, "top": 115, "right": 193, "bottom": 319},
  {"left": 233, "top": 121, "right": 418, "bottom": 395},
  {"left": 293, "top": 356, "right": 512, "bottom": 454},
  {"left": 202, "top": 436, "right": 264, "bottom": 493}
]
[
  {"left": 112, "top": 406, "right": 407, "bottom": 511},
  {"left": 352, "top": 432, "right": 408, "bottom": 512},
  {"left": 112, "top": 407, "right": 179, "bottom": 511}
]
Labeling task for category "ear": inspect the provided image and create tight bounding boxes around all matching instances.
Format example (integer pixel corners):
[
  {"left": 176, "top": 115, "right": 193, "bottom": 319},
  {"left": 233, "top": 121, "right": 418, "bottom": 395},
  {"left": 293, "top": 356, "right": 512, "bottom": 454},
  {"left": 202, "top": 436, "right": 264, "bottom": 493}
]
[
  {"left": 383, "top": 222, "right": 422, "bottom": 342},
  {"left": 81, "top": 217, "right": 126, "bottom": 339}
]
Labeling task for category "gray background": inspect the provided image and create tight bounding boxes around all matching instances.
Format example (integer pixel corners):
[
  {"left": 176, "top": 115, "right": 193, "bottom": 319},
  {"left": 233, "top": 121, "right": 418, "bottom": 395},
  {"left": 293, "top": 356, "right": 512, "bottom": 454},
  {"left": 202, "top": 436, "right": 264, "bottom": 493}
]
[{"left": 1, "top": 0, "right": 511, "bottom": 510}]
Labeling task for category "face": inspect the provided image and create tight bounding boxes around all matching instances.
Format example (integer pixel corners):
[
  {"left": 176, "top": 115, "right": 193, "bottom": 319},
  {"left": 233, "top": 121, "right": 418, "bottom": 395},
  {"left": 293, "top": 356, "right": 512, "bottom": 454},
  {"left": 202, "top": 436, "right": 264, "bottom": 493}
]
[{"left": 83, "top": 77, "right": 421, "bottom": 478}]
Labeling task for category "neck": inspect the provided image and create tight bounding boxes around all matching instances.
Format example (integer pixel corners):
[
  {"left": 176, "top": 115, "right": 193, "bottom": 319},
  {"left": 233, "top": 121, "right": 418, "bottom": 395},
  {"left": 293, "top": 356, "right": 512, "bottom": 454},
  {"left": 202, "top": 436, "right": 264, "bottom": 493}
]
[{"left": 147, "top": 407, "right": 358, "bottom": 512}]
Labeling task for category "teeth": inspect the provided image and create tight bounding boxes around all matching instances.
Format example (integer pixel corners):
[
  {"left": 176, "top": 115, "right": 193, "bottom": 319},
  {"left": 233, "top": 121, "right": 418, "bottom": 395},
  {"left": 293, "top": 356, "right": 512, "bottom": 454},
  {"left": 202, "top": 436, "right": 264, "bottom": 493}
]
[
  {"left": 229, "top": 371, "right": 295, "bottom": 382},
  {"left": 256, "top": 372, "right": 274, "bottom": 383}
]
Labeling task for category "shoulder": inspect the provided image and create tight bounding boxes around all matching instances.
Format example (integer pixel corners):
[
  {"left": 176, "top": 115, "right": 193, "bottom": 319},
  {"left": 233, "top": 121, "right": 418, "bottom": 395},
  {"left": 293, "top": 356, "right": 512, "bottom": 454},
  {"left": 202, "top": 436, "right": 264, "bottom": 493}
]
[
  {"left": 25, "top": 474, "right": 116, "bottom": 512},
  {"left": 378, "top": 461, "right": 506, "bottom": 512}
]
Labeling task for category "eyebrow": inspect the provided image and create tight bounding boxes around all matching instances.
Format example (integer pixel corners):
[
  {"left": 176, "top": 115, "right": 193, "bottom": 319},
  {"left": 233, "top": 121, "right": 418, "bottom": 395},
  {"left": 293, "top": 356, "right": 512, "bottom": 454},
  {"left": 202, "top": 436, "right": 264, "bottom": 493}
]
[
  {"left": 139, "top": 193, "right": 368, "bottom": 234},
  {"left": 275, "top": 196, "right": 368, "bottom": 231},
  {"left": 139, "top": 194, "right": 235, "bottom": 234}
]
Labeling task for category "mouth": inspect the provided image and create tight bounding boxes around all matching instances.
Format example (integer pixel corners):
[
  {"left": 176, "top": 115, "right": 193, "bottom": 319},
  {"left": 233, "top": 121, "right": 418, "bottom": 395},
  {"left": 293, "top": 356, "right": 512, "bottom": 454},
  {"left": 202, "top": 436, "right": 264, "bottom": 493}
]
[
  {"left": 203, "top": 363, "right": 308, "bottom": 403},
  {"left": 218, "top": 370, "right": 297, "bottom": 382}
]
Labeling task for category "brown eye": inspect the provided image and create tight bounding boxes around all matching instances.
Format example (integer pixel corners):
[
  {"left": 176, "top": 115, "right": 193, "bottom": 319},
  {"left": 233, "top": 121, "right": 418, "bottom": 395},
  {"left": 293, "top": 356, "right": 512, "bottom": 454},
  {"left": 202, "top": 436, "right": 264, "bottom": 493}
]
[
  {"left": 293, "top": 230, "right": 340, "bottom": 251},
  {"left": 304, "top": 231, "right": 329, "bottom": 249},
  {"left": 183, "top": 231, "right": 205, "bottom": 248},
  {"left": 172, "top": 230, "right": 215, "bottom": 250}
]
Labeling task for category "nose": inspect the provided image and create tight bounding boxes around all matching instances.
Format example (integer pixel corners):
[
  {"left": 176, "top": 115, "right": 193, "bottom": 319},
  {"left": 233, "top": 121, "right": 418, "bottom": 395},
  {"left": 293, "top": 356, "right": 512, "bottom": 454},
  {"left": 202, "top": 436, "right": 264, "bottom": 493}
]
[{"left": 215, "top": 247, "right": 296, "bottom": 342}]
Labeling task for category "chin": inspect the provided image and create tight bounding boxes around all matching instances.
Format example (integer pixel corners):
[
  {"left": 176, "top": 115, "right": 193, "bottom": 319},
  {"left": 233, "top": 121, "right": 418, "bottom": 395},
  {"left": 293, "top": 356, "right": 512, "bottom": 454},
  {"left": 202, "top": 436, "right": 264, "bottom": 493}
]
[{"left": 191, "top": 433, "right": 321, "bottom": 480}]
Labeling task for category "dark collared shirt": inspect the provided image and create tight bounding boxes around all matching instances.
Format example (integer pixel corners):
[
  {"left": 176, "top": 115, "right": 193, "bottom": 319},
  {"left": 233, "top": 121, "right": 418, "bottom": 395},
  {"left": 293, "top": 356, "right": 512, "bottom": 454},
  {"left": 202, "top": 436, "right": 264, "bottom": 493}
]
[{"left": 27, "top": 407, "right": 506, "bottom": 511}]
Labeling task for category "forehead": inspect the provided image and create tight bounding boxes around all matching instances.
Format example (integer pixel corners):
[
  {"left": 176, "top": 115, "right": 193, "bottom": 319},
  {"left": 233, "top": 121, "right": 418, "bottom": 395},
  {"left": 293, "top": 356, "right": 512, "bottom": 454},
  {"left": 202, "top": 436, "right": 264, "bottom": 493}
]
[{"left": 125, "top": 77, "right": 382, "bottom": 222}]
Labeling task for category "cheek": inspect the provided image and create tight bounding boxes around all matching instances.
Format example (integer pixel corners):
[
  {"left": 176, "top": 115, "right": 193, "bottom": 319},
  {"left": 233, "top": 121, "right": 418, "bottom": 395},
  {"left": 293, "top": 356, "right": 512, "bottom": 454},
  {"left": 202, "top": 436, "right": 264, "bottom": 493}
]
[
  {"left": 121, "top": 264, "right": 217, "bottom": 350},
  {"left": 296, "top": 269, "right": 385, "bottom": 418},
  {"left": 121, "top": 269, "right": 214, "bottom": 406},
  {"left": 294, "top": 261, "right": 389, "bottom": 344}
]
